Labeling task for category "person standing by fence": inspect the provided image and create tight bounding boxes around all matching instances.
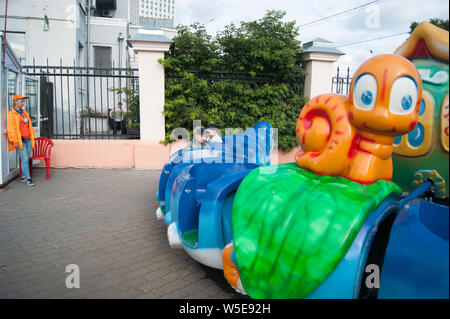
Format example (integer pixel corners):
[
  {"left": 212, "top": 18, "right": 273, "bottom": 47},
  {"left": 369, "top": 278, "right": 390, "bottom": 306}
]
[
  {"left": 109, "top": 102, "right": 126, "bottom": 135},
  {"left": 7, "top": 94, "right": 36, "bottom": 186}
]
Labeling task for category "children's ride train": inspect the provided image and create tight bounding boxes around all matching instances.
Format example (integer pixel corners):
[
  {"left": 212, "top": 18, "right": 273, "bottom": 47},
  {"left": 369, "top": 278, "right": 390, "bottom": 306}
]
[
  {"left": 156, "top": 121, "right": 274, "bottom": 268},
  {"left": 155, "top": 22, "right": 449, "bottom": 299}
]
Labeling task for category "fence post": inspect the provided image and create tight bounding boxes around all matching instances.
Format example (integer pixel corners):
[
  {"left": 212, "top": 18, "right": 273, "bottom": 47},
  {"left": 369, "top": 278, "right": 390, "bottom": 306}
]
[
  {"left": 127, "top": 29, "right": 172, "bottom": 141},
  {"left": 301, "top": 38, "right": 345, "bottom": 99},
  {"left": 346, "top": 67, "right": 351, "bottom": 95}
]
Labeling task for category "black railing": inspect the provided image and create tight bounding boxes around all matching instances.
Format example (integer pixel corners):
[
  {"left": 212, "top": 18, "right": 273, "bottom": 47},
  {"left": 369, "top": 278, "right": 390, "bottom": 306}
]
[
  {"left": 22, "top": 60, "right": 139, "bottom": 139},
  {"left": 331, "top": 67, "right": 352, "bottom": 95},
  {"left": 166, "top": 70, "right": 305, "bottom": 85}
]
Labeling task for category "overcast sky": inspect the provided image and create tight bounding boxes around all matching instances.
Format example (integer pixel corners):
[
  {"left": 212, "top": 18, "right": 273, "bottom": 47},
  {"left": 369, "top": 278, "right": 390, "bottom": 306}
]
[{"left": 175, "top": 0, "right": 449, "bottom": 76}]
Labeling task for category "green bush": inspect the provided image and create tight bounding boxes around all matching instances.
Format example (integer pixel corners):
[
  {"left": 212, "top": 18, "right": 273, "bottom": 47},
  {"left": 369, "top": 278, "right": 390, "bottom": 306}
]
[
  {"left": 163, "top": 10, "right": 307, "bottom": 152},
  {"left": 111, "top": 87, "right": 140, "bottom": 129}
]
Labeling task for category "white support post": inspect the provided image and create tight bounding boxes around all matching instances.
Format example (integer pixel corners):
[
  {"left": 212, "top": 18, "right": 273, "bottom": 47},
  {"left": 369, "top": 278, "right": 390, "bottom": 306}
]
[
  {"left": 127, "top": 28, "right": 172, "bottom": 141},
  {"left": 302, "top": 38, "right": 345, "bottom": 99}
]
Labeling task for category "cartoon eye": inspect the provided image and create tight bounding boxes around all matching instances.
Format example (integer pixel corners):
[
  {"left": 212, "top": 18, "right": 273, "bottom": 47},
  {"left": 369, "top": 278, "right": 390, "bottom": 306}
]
[
  {"left": 353, "top": 73, "right": 377, "bottom": 111},
  {"left": 393, "top": 135, "right": 402, "bottom": 146},
  {"left": 389, "top": 76, "right": 418, "bottom": 115}
]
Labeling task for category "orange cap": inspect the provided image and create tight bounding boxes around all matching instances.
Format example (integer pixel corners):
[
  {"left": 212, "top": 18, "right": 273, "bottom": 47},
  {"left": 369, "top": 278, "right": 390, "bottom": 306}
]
[{"left": 13, "top": 94, "right": 29, "bottom": 103}]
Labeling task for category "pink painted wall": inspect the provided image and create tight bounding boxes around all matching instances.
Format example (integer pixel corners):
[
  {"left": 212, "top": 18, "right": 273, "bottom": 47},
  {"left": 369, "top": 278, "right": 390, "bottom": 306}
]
[
  {"left": 48, "top": 140, "right": 137, "bottom": 169},
  {"left": 38, "top": 140, "right": 300, "bottom": 170}
]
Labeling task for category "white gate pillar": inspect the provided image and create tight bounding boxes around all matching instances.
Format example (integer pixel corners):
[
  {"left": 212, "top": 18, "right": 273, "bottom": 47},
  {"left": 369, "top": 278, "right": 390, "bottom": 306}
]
[
  {"left": 302, "top": 38, "right": 345, "bottom": 99},
  {"left": 127, "top": 28, "right": 172, "bottom": 141}
]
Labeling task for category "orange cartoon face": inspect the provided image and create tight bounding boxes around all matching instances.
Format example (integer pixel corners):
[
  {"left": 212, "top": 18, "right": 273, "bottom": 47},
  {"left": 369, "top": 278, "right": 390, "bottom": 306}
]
[{"left": 349, "top": 54, "right": 423, "bottom": 136}]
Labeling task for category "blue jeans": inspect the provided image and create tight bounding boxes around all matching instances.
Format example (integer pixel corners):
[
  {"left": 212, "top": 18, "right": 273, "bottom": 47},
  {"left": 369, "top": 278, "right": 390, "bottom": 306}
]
[{"left": 19, "top": 138, "right": 32, "bottom": 179}]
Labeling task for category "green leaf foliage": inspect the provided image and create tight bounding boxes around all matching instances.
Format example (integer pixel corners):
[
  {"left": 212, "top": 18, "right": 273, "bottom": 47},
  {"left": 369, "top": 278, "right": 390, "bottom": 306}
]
[
  {"left": 111, "top": 87, "right": 140, "bottom": 129},
  {"left": 163, "top": 10, "right": 307, "bottom": 152}
]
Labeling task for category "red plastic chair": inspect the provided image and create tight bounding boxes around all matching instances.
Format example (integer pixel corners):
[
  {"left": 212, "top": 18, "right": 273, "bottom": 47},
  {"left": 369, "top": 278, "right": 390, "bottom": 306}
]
[{"left": 19, "top": 137, "right": 54, "bottom": 180}]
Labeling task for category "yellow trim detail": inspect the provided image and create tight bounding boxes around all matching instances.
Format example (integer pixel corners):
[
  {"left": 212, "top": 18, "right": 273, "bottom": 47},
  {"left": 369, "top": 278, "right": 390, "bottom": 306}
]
[
  {"left": 394, "top": 90, "right": 434, "bottom": 157},
  {"left": 441, "top": 94, "right": 449, "bottom": 152},
  {"left": 395, "top": 21, "right": 449, "bottom": 63}
]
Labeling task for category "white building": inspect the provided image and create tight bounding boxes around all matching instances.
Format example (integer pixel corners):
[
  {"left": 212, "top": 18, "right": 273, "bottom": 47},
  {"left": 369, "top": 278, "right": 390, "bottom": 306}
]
[
  {"left": 0, "top": 0, "right": 175, "bottom": 138},
  {"left": 0, "top": 0, "right": 175, "bottom": 68},
  {"left": 139, "top": 0, "right": 175, "bottom": 21}
]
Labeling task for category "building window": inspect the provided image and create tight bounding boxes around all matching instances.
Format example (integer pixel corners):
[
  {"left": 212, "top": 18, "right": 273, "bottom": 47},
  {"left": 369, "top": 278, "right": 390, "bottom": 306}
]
[
  {"left": 25, "top": 78, "right": 39, "bottom": 127},
  {"left": 94, "top": 46, "right": 112, "bottom": 75},
  {"left": 4, "top": 31, "right": 26, "bottom": 63}
]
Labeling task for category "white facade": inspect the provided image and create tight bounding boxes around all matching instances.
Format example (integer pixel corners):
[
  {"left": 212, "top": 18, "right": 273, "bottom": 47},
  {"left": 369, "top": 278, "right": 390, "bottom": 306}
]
[
  {"left": 302, "top": 38, "right": 345, "bottom": 99},
  {"left": 139, "top": 0, "right": 175, "bottom": 21},
  {"left": 0, "top": 0, "right": 175, "bottom": 68},
  {"left": 0, "top": 0, "right": 175, "bottom": 139},
  {"left": 0, "top": 0, "right": 128, "bottom": 66},
  {"left": 0, "top": 0, "right": 81, "bottom": 65}
]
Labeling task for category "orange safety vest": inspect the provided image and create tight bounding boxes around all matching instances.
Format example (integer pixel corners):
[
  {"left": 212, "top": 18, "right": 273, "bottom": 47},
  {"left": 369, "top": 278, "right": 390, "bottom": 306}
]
[{"left": 7, "top": 107, "right": 36, "bottom": 151}]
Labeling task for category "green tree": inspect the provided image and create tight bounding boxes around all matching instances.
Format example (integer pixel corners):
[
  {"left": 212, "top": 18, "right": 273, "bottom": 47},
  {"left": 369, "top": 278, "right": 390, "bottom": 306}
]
[
  {"left": 217, "top": 10, "right": 304, "bottom": 82},
  {"left": 410, "top": 18, "right": 449, "bottom": 33},
  {"left": 111, "top": 87, "right": 140, "bottom": 129},
  {"left": 163, "top": 10, "right": 307, "bottom": 152},
  {"left": 164, "top": 23, "right": 222, "bottom": 72}
]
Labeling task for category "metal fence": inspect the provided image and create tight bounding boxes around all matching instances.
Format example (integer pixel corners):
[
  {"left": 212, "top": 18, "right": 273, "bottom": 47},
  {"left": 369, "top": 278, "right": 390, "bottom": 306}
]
[
  {"left": 21, "top": 65, "right": 304, "bottom": 140},
  {"left": 166, "top": 70, "right": 305, "bottom": 99},
  {"left": 166, "top": 70, "right": 305, "bottom": 85},
  {"left": 22, "top": 61, "right": 139, "bottom": 139},
  {"left": 331, "top": 67, "right": 352, "bottom": 95}
]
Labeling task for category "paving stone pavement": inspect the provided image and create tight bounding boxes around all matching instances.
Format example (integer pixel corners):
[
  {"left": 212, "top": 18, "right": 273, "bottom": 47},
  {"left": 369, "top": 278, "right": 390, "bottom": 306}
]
[{"left": 0, "top": 168, "right": 245, "bottom": 299}]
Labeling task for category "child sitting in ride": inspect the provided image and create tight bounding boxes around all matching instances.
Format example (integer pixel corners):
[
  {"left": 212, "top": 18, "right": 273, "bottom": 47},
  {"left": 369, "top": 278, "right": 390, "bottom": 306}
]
[
  {"left": 204, "top": 124, "right": 223, "bottom": 143},
  {"left": 185, "top": 124, "right": 223, "bottom": 149},
  {"left": 185, "top": 126, "right": 208, "bottom": 149}
]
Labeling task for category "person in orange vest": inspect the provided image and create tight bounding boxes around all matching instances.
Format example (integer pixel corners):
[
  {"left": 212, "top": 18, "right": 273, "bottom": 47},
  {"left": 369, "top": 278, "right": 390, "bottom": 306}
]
[{"left": 7, "top": 94, "right": 37, "bottom": 186}]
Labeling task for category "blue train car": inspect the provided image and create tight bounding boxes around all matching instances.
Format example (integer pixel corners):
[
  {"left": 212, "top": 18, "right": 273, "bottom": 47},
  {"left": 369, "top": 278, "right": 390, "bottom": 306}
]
[
  {"left": 306, "top": 181, "right": 448, "bottom": 299},
  {"left": 155, "top": 121, "right": 272, "bottom": 221},
  {"left": 156, "top": 121, "right": 273, "bottom": 268}
]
